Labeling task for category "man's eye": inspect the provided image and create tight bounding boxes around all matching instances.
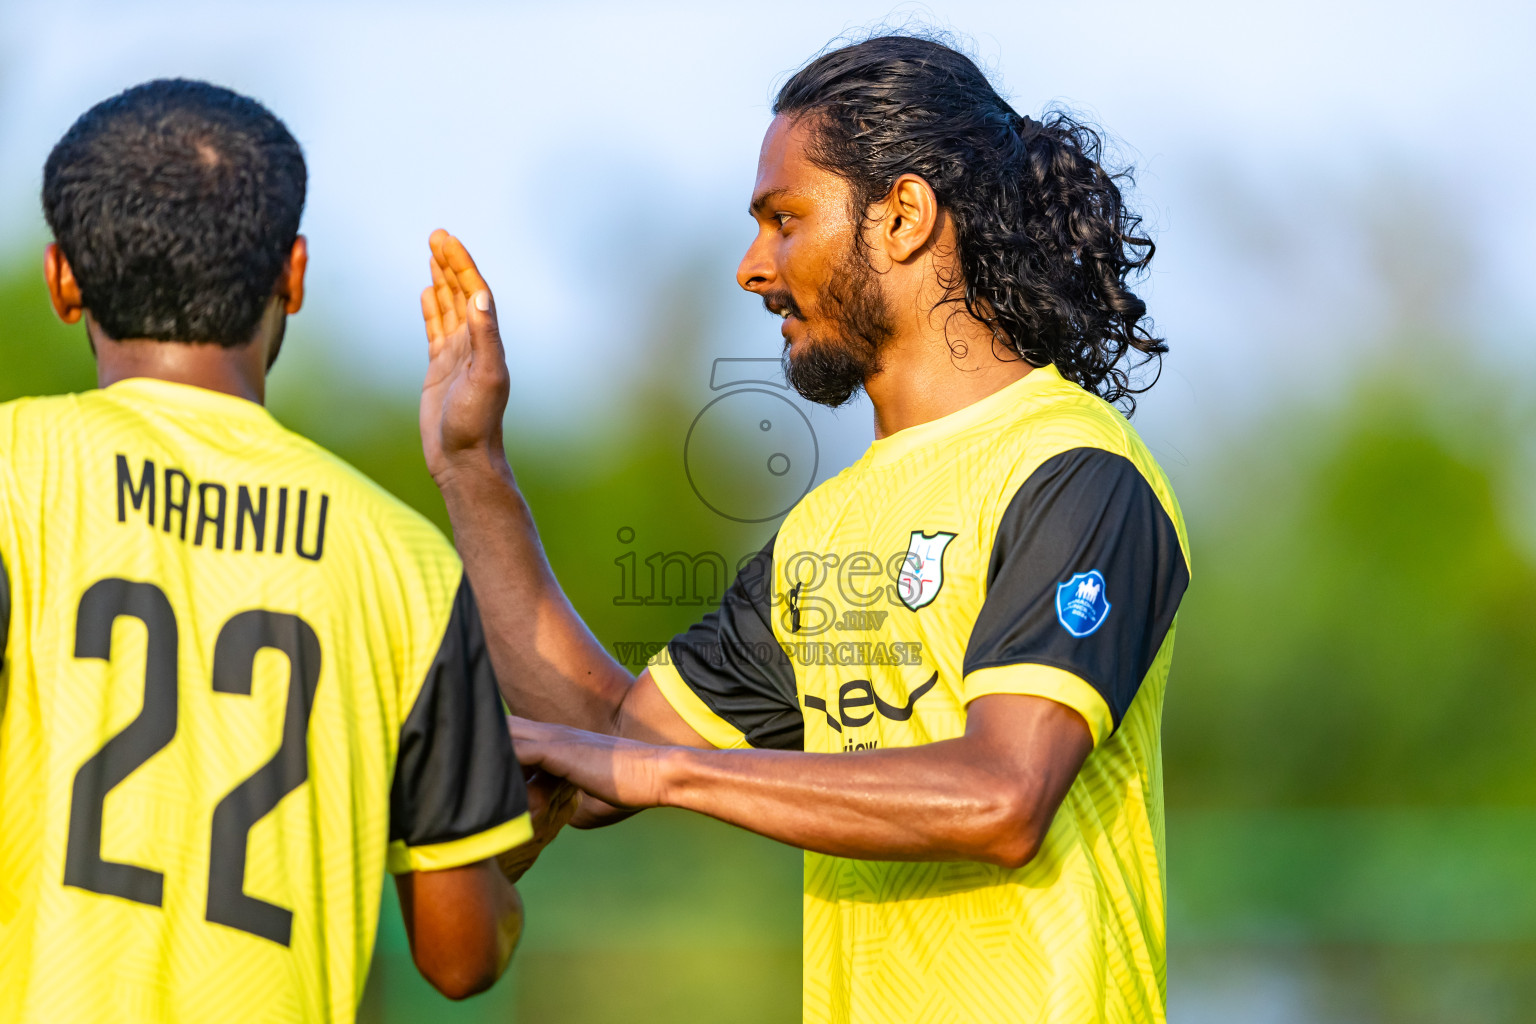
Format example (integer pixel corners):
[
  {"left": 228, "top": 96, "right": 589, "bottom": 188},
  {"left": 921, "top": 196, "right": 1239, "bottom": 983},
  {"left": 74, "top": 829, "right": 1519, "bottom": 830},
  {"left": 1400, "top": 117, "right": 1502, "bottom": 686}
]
[{"left": 774, "top": 213, "right": 792, "bottom": 228}]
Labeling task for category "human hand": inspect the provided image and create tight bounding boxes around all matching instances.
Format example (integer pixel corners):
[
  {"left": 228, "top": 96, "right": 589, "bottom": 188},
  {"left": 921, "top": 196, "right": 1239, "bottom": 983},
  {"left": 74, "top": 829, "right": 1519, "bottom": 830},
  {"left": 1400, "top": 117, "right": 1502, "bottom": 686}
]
[
  {"left": 419, "top": 229, "right": 510, "bottom": 483},
  {"left": 507, "top": 716, "right": 669, "bottom": 811},
  {"left": 496, "top": 766, "right": 580, "bottom": 884}
]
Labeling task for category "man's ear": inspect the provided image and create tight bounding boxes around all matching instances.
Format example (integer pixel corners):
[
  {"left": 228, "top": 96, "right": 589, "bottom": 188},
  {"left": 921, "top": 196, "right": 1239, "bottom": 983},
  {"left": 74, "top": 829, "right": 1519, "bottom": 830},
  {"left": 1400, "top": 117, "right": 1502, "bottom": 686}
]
[
  {"left": 281, "top": 235, "right": 308, "bottom": 315},
  {"left": 877, "top": 173, "right": 941, "bottom": 263},
  {"left": 43, "top": 243, "right": 84, "bottom": 324}
]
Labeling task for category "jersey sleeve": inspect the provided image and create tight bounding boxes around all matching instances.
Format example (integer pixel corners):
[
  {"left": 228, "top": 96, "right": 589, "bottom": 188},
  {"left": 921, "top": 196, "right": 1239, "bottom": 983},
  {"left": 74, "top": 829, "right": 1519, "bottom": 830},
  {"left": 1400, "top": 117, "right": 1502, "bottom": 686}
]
[
  {"left": 647, "top": 535, "right": 803, "bottom": 751},
  {"left": 387, "top": 577, "right": 532, "bottom": 873},
  {"left": 963, "top": 447, "right": 1189, "bottom": 746}
]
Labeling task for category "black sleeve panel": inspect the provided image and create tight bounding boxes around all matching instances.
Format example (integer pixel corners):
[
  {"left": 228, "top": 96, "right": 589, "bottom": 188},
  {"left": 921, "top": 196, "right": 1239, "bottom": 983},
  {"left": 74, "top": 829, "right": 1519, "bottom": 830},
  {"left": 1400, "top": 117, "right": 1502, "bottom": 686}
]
[
  {"left": 666, "top": 535, "right": 803, "bottom": 751},
  {"left": 390, "top": 577, "right": 529, "bottom": 849},
  {"left": 964, "top": 448, "right": 1189, "bottom": 729}
]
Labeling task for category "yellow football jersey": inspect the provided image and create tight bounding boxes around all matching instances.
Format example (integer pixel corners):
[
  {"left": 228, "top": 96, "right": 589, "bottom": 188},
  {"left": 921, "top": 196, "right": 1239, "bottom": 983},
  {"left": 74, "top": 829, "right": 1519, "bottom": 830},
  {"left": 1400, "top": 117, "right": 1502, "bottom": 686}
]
[
  {"left": 649, "top": 365, "right": 1190, "bottom": 1024},
  {"left": 0, "top": 378, "right": 531, "bottom": 1024}
]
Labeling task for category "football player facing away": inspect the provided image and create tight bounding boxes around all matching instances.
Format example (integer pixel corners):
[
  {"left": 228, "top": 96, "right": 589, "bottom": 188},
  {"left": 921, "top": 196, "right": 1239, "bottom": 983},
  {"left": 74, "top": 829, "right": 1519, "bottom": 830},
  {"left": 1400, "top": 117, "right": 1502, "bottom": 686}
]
[
  {"left": 423, "top": 37, "right": 1189, "bottom": 1024},
  {"left": 0, "top": 80, "right": 571, "bottom": 1023}
]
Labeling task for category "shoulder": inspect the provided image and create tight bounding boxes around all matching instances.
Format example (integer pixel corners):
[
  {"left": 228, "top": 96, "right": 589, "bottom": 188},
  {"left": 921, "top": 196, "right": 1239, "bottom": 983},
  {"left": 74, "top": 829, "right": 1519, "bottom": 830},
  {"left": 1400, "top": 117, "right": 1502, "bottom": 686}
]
[
  {"left": 0, "top": 391, "right": 85, "bottom": 439},
  {"left": 0, "top": 392, "right": 95, "bottom": 489},
  {"left": 982, "top": 371, "right": 1140, "bottom": 471},
  {"left": 970, "top": 373, "right": 1186, "bottom": 547},
  {"left": 270, "top": 423, "right": 459, "bottom": 568}
]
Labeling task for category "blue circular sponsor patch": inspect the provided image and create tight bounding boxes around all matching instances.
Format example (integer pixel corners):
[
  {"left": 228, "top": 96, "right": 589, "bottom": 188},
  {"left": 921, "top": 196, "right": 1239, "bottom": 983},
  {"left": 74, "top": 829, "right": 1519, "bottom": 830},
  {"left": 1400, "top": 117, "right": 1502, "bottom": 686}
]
[{"left": 1056, "top": 570, "right": 1111, "bottom": 638}]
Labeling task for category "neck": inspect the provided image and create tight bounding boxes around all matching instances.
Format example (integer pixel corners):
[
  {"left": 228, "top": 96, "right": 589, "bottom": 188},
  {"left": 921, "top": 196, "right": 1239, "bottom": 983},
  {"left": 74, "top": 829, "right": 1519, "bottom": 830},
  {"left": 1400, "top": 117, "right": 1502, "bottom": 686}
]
[
  {"left": 863, "top": 309, "right": 1032, "bottom": 439},
  {"left": 90, "top": 318, "right": 269, "bottom": 405}
]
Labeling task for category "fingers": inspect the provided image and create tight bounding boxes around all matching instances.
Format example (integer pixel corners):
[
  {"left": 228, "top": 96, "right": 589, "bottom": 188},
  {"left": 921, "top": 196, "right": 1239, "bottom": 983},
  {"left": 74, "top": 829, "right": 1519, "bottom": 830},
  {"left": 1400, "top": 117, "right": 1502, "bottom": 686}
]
[
  {"left": 421, "top": 287, "right": 445, "bottom": 347},
  {"left": 439, "top": 233, "right": 491, "bottom": 304},
  {"left": 507, "top": 715, "right": 547, "bottom": 745},
  {"left": 430, "top": 257, "right": 459, "bottom": 336},
  {"left": 533, "top": 776, "right": 580, "bottom": 826},
  {"left": 428, "top": 229, "right": 493, "bottom": 325},
  {"left": 464, "top": 281, "right": 504, "bottom": 365},
  {"left": 428, "top": 230, "right": 465, "bottom": 331},
  {"left": 429, "top": 231, "right": 468, "bottom": 323},
  {"left": 507, "top": 716, "right": 549, "bottom": 765},
  {"left": 437, "top": 240, "right": 503, "bottom": 363}
]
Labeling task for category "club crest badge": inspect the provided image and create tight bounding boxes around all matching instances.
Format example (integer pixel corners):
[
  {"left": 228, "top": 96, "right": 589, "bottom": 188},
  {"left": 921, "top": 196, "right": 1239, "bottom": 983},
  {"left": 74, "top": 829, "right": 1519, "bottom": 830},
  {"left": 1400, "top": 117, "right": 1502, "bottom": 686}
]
[
  {"left": 898, "top": 531, "right": 957, "bottom": 611},
  {"left": 1056, "top": 570, "right": 1111, "bottom": 637}
]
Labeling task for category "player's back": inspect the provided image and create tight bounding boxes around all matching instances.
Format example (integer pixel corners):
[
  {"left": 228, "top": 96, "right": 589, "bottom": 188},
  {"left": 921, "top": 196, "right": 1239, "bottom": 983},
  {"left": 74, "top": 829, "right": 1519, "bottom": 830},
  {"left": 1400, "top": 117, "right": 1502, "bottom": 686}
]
[{"left": 0, "top": 378, "right": 527, "bottom": 1023}]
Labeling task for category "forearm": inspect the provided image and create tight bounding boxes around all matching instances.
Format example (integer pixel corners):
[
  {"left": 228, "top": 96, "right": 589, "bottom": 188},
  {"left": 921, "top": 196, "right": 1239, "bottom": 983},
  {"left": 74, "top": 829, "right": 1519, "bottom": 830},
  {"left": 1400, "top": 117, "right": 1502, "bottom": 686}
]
[
  {"left": 512, "top": 696, "right": 1088, "bottom": 863},
  {"left": 655, "top": 742, "right": 1041, "bottom": 866},
  {"left": 397, "top": 862, "right": 525, "bottom": 1000},
  {"left": 436, "top": 452, "right": 633, "bottom": 732}
]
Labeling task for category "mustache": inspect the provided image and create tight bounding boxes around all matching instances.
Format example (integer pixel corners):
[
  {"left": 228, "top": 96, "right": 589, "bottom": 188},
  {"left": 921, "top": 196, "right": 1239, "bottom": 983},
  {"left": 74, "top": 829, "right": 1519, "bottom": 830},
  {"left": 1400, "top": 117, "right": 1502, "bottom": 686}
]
[{"left": 762, "top": 290, "right": 803, "bottom": 320}]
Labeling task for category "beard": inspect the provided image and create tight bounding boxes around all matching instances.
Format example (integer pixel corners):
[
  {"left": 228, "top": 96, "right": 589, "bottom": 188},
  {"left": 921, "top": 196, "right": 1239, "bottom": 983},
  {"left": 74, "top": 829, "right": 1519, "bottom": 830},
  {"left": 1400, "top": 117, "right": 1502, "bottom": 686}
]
[{"left": 770, "top": 243, "right": 896, "bottom": 408}]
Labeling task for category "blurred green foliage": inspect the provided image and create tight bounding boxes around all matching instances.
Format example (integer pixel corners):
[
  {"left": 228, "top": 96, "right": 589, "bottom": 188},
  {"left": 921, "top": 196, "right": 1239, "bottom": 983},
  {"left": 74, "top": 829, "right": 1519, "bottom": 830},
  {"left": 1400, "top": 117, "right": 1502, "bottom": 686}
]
[
  {"left": 0, "top": 252, "right": 97, "bottom": 396},
  {"left": 5, "top": 247, "right": 1536, "bottom": 1020},
  {"left": 1167, "top": 375, "right": 1536, "bottom": 806}
]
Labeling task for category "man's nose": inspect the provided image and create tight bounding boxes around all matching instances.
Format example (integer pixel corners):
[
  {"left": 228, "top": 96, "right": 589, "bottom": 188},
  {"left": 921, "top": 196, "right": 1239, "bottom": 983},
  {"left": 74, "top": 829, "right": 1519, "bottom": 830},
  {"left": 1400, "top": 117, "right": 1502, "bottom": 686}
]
[{"left": 736, "top": 233, "right": 775, "bottom": 293}]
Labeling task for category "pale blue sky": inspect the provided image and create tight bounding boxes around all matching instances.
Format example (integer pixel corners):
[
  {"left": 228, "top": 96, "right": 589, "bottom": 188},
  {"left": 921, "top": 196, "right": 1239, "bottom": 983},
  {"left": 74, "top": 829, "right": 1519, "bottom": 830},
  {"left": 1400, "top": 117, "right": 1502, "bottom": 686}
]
[{"left": 2, "top": 0, "right": 1531, "bottom": 483}]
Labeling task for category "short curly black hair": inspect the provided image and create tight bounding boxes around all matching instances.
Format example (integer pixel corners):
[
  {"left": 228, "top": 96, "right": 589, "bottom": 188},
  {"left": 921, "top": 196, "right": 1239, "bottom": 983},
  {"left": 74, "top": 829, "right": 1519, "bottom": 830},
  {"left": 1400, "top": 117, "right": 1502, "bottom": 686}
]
[
  {"left": 42, "top": 78, "right": 306, "bottom": 347},
  {"left": 775, "top": 35, "right": 1163, "bottom": 410}
]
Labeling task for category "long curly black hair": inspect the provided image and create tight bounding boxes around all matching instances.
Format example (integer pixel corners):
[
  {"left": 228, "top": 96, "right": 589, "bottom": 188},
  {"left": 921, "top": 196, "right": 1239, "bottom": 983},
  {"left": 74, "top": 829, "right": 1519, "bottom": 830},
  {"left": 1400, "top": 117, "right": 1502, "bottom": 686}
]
[{"left": 775, "top": 35, "right": 1164, "bottom": 411}]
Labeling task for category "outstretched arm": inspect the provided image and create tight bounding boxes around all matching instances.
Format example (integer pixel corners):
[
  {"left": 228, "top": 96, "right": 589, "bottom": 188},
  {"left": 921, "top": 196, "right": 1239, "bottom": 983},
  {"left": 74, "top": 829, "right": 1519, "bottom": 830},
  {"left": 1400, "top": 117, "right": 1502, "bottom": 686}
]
[
  {"left": 418, "top": 230, "right": 706, "bottom": 749},
  {"left": 510, "top": 693, "right": 1094, "bottom": 867}
]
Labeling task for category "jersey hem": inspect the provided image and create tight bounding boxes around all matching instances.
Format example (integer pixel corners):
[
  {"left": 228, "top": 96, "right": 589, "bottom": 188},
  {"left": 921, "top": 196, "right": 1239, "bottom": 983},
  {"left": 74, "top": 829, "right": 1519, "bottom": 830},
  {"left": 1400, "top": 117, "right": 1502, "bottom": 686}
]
[
  {"left": 962, "top": 663, "right": 1113, "bottom": 746},
  {"left": 647, "top": 658, "right": 753, "bottom": 750},
  {"left": 387, "top": 812, "right": 533, "bottom": 874}
]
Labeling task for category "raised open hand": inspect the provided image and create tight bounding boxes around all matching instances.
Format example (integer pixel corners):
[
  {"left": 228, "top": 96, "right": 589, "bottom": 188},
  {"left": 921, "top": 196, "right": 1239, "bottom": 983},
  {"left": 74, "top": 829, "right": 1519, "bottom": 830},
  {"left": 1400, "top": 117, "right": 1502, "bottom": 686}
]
[{"left": 419, "top": 229, "right": 510, "bottom": 482}]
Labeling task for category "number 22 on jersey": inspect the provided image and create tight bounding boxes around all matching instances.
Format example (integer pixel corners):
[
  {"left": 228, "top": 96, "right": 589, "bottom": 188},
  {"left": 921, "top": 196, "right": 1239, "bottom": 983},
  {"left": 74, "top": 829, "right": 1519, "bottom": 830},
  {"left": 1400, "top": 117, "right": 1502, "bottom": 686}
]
[{"left": 65, "top": 577, "right": 321, "bottom": 947}]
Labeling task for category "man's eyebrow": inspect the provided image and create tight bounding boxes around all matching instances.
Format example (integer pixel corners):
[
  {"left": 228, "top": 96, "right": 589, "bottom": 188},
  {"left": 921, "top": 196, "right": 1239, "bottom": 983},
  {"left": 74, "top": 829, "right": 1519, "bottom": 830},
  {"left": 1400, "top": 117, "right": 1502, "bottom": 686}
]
[{"left": 749, "top": 187, "right": 794, "bottom": 215}]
